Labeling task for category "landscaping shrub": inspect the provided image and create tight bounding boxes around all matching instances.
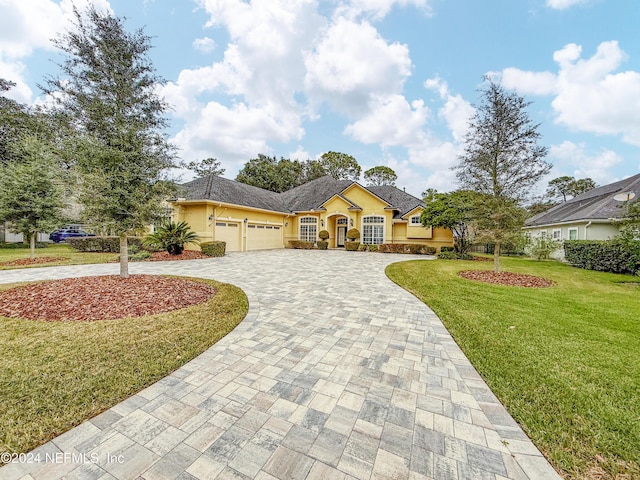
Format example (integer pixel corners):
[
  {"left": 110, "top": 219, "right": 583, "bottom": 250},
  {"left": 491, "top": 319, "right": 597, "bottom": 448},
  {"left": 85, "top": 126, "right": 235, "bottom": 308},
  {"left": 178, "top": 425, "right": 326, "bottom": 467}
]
[
  {"left": 288, "top": 240, "right": 314, "bottom": 249},
  {"left": 67, "top": 236, "right": 144, "bottom": 253},
  {"left": 346, "top": 228, "right": 360, "bottom": 241},
  {"left": 144, "top": 221, "right": 199, "bottom": 255},
  {"left": 358, "top": 244, "right": 367, "bottom": 251},
  {"left": 378, "top": 243, "right": 436, "bottom": 255},
  {"left": 318, "top": 230, "right": 330, "bottom": 241},
  {"left": 200, "top": 241, "right": 226, "bottom": 257},
  {"left": 525, "top": 237, "right": 562, "bottom": 260},
  {"left": 317, "top": 241, "right": 328, "bottom": 250},
  {"left": 368, "top": 244, "right": 380, "bottom": 252},
  {"left": 128, "top": 251, "right": 152, "bottom": 261},
  {"left": 0, "top": 242, "right": 48, "bottom": 249},
  {"left": 345, "top": 241, "right": 360, "bottom": 251},
  {"left": 564, "top": 240, "right": 640, "bottom": 275},
  {"left": 440, "top": 246, "right": 454, "bottom": 253}
]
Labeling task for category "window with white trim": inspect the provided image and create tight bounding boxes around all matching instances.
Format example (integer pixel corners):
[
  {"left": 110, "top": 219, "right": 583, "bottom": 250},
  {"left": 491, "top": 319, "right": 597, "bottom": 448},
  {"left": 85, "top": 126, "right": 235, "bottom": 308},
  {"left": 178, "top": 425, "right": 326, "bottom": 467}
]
[
  {"left": 568, "top": 228, "right": 578, "bottom": 240},
  {"left": 552, "top": 229, "right": 562, "bottom": 240},
  {"left": 410, "top": 215, "right": 421, "bottom": 225},
  {"left": 299, "top": 216, "right": 318, "bottom": 242},
  {"left": 363, "top": 216, "right": 384, "bottom": 245},
  {"left": 337, "top": 218, "right": 348, "bottom": 225}
]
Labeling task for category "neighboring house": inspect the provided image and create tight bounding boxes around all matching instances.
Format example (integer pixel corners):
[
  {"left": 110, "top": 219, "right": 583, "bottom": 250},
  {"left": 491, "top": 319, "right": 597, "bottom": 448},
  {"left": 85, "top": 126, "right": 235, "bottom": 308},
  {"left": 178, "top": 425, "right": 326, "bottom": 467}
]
[
  {"left": 523, "top": 173, "right": 640, "bottom": 255},
  {"left": 170, "top": 175, "right": 453, "bottom": 253}
]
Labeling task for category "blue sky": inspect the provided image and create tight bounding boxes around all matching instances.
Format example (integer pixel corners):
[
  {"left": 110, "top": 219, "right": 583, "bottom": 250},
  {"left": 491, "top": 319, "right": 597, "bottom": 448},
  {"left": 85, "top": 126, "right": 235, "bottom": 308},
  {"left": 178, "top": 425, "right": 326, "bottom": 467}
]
[{"left": 1, "top": 0, "right": 639, "bottom": 197}]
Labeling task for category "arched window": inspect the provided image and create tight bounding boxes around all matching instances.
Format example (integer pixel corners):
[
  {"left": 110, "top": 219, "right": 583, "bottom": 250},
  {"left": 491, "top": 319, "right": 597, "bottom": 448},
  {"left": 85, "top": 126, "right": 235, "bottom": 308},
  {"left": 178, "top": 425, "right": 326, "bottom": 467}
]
[
  {"left": 362, "top": 215, "right": 384, "bottom": 245},
  {"left": 299, "top": 216, "right": 318, "bottom": 242}
]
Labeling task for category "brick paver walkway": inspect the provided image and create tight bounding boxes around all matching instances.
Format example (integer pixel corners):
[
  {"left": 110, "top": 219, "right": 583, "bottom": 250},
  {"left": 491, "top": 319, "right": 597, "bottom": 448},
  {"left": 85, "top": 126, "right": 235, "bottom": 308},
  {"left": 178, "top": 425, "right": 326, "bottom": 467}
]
[{"left": 0, "top": 250, "right": 560, "bottom": 480}]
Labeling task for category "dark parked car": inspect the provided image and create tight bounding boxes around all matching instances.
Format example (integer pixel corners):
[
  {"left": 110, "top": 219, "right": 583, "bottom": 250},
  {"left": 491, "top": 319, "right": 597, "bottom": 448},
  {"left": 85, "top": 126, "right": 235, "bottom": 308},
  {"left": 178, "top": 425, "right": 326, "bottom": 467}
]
[{"left": 49, "top": 228, "right": 95, "bottom": 243}]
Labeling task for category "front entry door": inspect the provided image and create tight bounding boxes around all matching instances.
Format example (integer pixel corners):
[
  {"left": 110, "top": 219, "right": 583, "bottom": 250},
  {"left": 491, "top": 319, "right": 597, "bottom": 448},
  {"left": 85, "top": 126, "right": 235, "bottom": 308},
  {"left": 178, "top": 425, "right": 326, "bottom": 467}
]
[{"left": 337, "top": 226, "right": 347, "bottom": 247}]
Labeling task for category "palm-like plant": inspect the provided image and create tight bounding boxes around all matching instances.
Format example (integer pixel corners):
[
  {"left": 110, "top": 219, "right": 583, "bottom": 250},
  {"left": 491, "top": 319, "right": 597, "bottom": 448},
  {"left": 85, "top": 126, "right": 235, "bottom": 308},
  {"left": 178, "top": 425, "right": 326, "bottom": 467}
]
[{"left": 144, "top": 220, "right": 199, "bottom": 255}]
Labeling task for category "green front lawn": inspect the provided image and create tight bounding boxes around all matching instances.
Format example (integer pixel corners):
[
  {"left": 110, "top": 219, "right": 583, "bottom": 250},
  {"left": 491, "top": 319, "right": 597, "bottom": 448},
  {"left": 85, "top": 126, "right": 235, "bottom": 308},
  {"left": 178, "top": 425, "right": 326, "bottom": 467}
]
[
  {"left": 0, "top": 244, "right": 117, "bottom": 269},
  {"left": 386, "top": 257, "right": 639, "bottom": 480},
  {"left": 0, "top": 278, "right": 248, "bottom": 457}
]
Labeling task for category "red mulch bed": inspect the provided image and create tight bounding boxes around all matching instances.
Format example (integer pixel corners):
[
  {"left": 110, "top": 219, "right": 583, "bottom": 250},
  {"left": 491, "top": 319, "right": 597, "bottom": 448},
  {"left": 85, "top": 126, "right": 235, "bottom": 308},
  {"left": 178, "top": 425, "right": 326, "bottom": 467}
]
[
  {"left": 0, "top": 256, "right": 66, "bottom": 267},
  {"left": 0, "top": 275, "right": 216, "bottom": 322},
  {"left": 471, "top": 255, "right": 493, "bottom": 262},
  {"left": 458, "top": 270, "right": 554, "bottom": 288}
]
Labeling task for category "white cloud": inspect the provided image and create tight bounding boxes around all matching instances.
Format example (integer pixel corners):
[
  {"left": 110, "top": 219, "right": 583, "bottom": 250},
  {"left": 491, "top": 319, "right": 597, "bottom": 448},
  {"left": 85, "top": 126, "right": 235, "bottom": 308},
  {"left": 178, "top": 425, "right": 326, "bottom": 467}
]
[
  {"left": 0, "top": 0, "right": 111, "bottom": 103},
  {"left": 335, "top": 0, "right": 431, "bottom": 21},
  {"left": 304, "top": 17, "right": 412, "bottom": 116},
  {"left": 545, "top": 0, "right": 588, "bottom": 9},
  {"left": 424, "top": 77, "right": 474, "bottom": 142},
  {"left": 500, "top": 41, "right": 640, "bottom": 146},
  {"left": 344, "top": 95, "right": 429, "bottom": 146},
  {"left": 549, "top": 141, "right": 622, "bottom": 185},
  {"left": 192, "top": 37, "right": 216, "bottom": 53}
]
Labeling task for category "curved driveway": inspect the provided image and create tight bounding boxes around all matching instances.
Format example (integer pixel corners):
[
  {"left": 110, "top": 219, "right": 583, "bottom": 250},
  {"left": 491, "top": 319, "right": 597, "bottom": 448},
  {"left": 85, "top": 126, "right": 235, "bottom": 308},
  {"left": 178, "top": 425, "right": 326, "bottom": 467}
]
[{"left": 0, "top": 250, "right": 559, "bottom": 480}]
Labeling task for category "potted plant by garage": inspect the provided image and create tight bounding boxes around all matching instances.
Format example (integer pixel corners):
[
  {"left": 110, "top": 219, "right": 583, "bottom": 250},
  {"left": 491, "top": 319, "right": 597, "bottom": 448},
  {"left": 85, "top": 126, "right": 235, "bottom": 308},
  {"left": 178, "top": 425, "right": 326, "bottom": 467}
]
[
  {"left": 345, "top": 228, "right": 360, "bottom": 251},
  {"left": 318, "top": 230, "right": 329, "bottom": 250}
]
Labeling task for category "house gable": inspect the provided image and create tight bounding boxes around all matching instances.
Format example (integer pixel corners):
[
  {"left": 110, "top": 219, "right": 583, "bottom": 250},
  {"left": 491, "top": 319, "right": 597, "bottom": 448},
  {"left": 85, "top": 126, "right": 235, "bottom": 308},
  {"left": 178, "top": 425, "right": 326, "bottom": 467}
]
[{"left": 340, "top": 183, "right": 391, "bottom": 211}]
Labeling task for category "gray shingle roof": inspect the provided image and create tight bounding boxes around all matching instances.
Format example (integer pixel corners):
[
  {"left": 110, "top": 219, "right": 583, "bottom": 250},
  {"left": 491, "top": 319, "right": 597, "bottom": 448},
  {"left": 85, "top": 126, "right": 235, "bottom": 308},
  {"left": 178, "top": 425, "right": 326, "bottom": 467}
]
[
  {"left": 525, "top": 173, "right": 640, "bottom": 227},
  {"left": 280, "top": 175, "right": 353, "bottom": 212},
  {"left": 178, "top": 175, "right": 289, "bottom": 213},
  {"left": 178, "top": 175, "right": 426, "bottom": 216},
  {"left": 367, "top": 185, "right": 426, "bottom": 217}
]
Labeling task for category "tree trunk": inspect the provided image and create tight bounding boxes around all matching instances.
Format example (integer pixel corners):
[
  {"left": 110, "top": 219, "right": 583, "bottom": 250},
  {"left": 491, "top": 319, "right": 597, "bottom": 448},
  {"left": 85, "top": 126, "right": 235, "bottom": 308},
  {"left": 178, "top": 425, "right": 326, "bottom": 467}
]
[
  {"left": 493, "top": 241, "right": 501, "bottom": 273},
  {"left": 30, "top": 232, "right": 36, "bottom": 260},
  {"left": 119, "top": 233, "right": 129, "bottom": 278}
]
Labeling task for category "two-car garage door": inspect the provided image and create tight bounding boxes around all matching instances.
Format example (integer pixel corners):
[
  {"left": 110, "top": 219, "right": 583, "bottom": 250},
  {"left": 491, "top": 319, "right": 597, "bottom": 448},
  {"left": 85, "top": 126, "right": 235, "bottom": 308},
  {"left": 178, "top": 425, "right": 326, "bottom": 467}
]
[{"left": 215, "top": 222, "right": 282, "bottom": 252}]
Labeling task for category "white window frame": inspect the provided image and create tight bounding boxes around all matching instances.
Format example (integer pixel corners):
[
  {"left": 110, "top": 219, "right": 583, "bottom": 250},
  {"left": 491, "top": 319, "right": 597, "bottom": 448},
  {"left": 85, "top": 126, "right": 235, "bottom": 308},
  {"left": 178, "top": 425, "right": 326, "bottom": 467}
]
[
  {"left": 568, "top": 228, "right": 578, "bottom": 240},
  {"left": 552, "top": 228, "right": 562, "bottom": 241},
  {"left": 299, "top": 216, "right": 318, "bottom": 242},
  {"left": 362, "top": 215, "right": 385, "bottom": 245},
  {"left": 410, "top": 215, "right": 421, "bottom": 225}
]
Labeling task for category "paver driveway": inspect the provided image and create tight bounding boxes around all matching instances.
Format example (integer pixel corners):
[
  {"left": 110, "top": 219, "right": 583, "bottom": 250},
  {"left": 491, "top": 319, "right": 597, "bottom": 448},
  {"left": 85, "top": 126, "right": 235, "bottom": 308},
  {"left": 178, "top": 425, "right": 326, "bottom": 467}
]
[{"left": 0, "top": 250, "right": 560, "bottom": 480}]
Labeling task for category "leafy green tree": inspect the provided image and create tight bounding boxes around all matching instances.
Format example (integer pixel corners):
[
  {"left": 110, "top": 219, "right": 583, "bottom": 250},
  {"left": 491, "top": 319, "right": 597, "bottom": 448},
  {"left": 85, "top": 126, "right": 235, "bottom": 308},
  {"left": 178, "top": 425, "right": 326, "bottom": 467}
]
[
  {"left": 186, "top": 157, "right": 225, "bottom": 178},
  {"left": 546, "top": 176, "right": 596, "bottom": 203},
  {"left": 144, "top": 220, "right": 199, "bottom": 255},
  {"left": 236, "top": 155, "right": 303, "bottom": 192},
  {"left": 422, "top": 188, "right": 438, "bottom": 203},
  {"left": 319, "top": 151, "right": 361, "bottom": 181},
  {"left": 302, "top": 159, "right": 327, "bottom": 183},
  {"left": 0, "top": 135, "right": 65, "bottom": 258},
  {"left": 43, "top": 5, "right": 176, "bottom": 277},
  {"left": 364, "top": 166, "right": 397, "bottom": 186},
  {"left": 455, "top": 79, "right": 550, "bottom": 272},
  {"left": 420, "top": 191, "right": 477, "bottom": 255}
]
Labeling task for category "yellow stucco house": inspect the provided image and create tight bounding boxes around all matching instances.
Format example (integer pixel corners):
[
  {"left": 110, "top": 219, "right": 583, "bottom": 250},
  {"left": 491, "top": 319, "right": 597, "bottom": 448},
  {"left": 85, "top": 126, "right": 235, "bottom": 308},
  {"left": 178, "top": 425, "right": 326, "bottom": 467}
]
[{"left": 169, "top": 175, "right": 453, "bottom": 253}]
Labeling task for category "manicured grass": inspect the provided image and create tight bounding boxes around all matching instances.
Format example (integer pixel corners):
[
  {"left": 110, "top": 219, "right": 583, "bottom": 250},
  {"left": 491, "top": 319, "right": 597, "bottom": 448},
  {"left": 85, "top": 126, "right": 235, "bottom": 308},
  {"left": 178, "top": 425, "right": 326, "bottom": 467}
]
[
  {"left": 0, "top": 278, "right": 248, "bottom": 457},
  {"left": 386, "top": 257, "right": 640, "bottom": 480},
  {"left": 0, "top": 244, "right": 117, "bottom": 269}
]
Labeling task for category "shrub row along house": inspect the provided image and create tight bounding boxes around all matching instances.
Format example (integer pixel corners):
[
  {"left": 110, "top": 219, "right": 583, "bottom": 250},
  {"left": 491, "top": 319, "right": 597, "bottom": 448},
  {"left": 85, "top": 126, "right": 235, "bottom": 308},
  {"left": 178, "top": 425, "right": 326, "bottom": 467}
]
[
  {"left": 523, "top": 173, "right": 640, "bottom": 243},
  {"left": 169, "top": 175, "right": 453, "bottom": 252}
]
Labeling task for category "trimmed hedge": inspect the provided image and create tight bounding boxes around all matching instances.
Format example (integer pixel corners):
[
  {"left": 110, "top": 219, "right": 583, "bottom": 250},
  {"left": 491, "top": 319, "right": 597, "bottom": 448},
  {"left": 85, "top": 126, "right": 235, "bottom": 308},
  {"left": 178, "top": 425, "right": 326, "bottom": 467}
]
[
  {"left": 67, "top": 236, "right": 144, "bottom": 253},
  {"left": 345, "top": 241, "right": 360, "bottom": 251},
  {"left": 378, "top": 243, "right": 436, "bottom": 255},
  {"left": 346, "top": 228, "right": 360, "bottom": 241},
  {"left": 317, "top": 241, "right": 328, "bottom": 250},
  {"left": 564, "top": 240, "right": 640, "bottom": 275},
  {"left": 201, "top": 241, "right": 226, "bottom": 257},
  {"left": 288, "top": 240, "right": 314, "bottom": 249},
  {"left": 437, "top": 251, "right": 473, "bottom": 260},
  {"left": 0, "top": 242, "right": 48, "bottom": 249}
]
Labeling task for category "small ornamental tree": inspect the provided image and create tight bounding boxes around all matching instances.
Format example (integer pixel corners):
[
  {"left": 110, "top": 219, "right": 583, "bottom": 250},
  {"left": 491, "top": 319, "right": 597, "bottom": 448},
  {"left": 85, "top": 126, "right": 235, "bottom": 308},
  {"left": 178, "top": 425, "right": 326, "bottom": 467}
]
[
  {"left": 420, "top": 190, "right": 477, "bottom": 255},
  {"left": 346, "top": 228, "right": 360, "bottom": 241},
  {"left": 0, "top": 135, "right": 65, "bottom": 258},
  {"left": 144, "top": 220, "right": 199, "bottom": 255}
]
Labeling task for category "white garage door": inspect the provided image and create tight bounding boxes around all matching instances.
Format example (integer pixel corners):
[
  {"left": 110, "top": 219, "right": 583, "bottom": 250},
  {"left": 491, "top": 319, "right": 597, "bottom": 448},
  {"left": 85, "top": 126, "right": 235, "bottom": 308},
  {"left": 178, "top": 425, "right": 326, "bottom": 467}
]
[
  {"left": 247, "top": 224, "right": 282, "bottom": 251},
  {"left": 214, "top": 222, "right": 241, "bottom": 252}
]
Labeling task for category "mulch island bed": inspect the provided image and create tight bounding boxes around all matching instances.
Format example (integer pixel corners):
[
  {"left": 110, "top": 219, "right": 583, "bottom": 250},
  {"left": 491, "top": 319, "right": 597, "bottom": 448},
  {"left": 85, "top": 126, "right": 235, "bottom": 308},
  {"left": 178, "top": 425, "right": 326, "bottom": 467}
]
[
  {"left": 459, "top": 270, "right": 554, "bottom": 288},
  {"left": 0, "top": 256, "right": 66, "bottom": 267},
  {"left": 0, "top": 275, "right": 216, "bottom": 321}
]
